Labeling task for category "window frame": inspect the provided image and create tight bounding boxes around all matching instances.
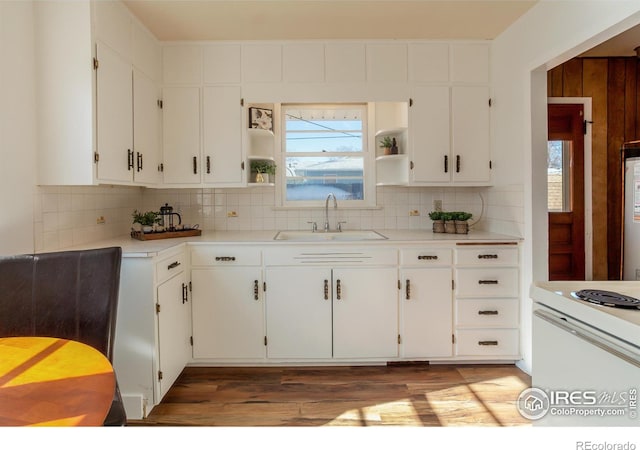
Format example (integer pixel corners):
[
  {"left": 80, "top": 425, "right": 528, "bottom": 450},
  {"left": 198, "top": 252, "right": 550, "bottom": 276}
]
[{"left": 276, "top": 103, "right": 375, "bottom": 208}]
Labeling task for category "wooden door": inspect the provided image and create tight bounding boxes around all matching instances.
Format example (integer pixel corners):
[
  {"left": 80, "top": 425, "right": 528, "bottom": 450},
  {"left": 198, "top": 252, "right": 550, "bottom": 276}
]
[{"left": 548, "top": 104, "right": 585, "bottom": 280}]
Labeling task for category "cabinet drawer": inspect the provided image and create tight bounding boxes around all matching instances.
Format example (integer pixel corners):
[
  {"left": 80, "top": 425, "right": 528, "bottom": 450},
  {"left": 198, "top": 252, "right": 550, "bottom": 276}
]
[
  {"left": 455, "top": 246, "right": 518, "bottom": 266},
  {"left": 455, "top": 298, "right": 519, "bottom": 328},
  {"left": 400, "top": 248, "right": 452, "bottom": 266},
  {"left": 156, "top": 251, "right": 186, "bottom": 285},
  {"left": 455, "top": 329, "right": 519, "bottom": 357},
  {"left": 455, "top": 267, "right": 518, "bottom": 298},
  {"left": 264, "top": 247, "right": 397, "bottom": 266},
  {"left": 191, "top": 246, "right": 262, "bottom": 267}
]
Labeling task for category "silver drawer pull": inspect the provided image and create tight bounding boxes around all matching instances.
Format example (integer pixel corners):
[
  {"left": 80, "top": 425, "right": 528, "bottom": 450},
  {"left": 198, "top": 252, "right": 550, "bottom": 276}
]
[
  {"left": 478, "top": 340, "right": 499, "bottom": 346},
  {"left": 215, "top": 256, "right": 236, "bottom": 262},
  {"left": 167, "top": 261, "right": 181, "bottom": 270},
  {"left": 478, "top": 280, "right": 499, "bottom": 285},
  {"left": 478, "top": 254, "right": 499, "bottom": 259},
  {"left": 418, "top": 255, "right": 438, "bottom": 261},
  {"left": 478, "top": 310, "right": 499, "bottom": 315}
]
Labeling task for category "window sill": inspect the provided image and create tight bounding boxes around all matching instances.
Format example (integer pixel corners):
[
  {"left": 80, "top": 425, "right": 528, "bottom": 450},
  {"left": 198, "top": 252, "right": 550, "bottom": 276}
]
[{"left": 272, "top": 205, "right": 383, "bottom": 211}]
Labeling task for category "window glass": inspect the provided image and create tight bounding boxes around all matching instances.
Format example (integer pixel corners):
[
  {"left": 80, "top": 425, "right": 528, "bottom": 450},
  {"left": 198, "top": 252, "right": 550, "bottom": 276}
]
[
  {"left": 282, "top": 104, "right": 368, "bottom": 204},
  {"left": 547, "top": 140, "right": 571, "bottom": 212}
]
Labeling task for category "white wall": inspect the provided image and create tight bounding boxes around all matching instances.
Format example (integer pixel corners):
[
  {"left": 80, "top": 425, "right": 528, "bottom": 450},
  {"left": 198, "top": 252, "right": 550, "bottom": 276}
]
[
  {"left": 491, "top": 0, "right": 640, "bottom": 373},
  {"left": 0, "top": 1, "right": 37, "bottom": 255}
]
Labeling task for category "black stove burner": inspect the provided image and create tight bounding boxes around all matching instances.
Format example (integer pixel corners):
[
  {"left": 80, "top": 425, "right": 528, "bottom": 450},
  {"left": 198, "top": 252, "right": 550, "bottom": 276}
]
[{"left": 574, "top": 289, "right": 640, "bottom": 309}]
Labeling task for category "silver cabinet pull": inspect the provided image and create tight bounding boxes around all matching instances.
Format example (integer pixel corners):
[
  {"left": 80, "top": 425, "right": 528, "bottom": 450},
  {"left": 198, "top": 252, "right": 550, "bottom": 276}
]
[
  {"left": 215, "top": 256, "right": 236, "bottom": 262},
  {"left": 406, "top": 279, "right": 411, "bottom": 300},
  {"left": 336, "top": 279, "right": 342, "bottom": 300},
  {"left": 254, "top": 280, "right": 259, "bottom": 301},
  {"left": 418, "top": 255, "right": 438, "bottom": 261},
  {"left": 478, "top": 254, "right": 498, "bottom": 259},
  {"left": 478, "top": 310, "right": 499, "bottom": 315},
  {"left": 167, "top": 261, "right": 181, "bottom": 270},
  {"left": 478, "top": 340, "right": 498, "bottom": 346},
  {"left": 478, "top": 280, "right": 499, "bottom": 285},
  {"left": 323, "top": 279, "right": 329, "bottom": 300}
]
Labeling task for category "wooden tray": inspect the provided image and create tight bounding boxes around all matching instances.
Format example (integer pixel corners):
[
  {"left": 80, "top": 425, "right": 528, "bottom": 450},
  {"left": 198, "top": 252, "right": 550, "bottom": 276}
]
[{"left": 131, "top": 229, "right": 202, "bottom": 241}]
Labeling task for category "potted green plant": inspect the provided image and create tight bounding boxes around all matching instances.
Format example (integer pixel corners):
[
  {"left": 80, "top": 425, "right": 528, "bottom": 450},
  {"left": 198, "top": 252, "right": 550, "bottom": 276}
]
[
  {"left": 454, "top": 211, "right": 473, "bottom": 234},
  {"left": 250, "top": 160, "right": 277, "bottom": 183},
  {"left": 379, "top": 136, "right": 393, "bottom": 155},
  {"left": 441, "top": 211, "right": 456, "bottom": 234},
  {"left": 132, "top": 210, "right": 160, "bottom": 233},
  {"left": 428, "top": 211, "right": 445, "bottom": 233}
]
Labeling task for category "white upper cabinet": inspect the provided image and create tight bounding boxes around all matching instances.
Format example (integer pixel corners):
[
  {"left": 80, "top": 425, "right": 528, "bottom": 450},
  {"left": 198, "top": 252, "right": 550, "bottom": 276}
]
[
  {"left": 93, "top": 0, "right": 132, "bottom": 61},
  {"left": 325, "top": 43, "right": 366, "bottom": 83},
  {"left": 242, "top": 44, "right": 282, "bottom": 83},
  {"left": 162, "top": 87, "right": 201, "bottom": 184},
  {"left": 451, "top": 85, "right": 491, "bottom": 183},
  {"left": 408, "top": 43, "right": 450, "bottom": 83},
  {"left": 409, "top": 86, "right": 451, "bottom": 184},
  {"left": 133, "top": 70, "right": 162, "bottom": 185},
  {"left": 203, "top": 44, "right": 241, "bottom": 84},
  {"left": 203, "top": 86, "right": 244, "bottom": 185},
  {"left": 367, "top": 44, "right": 408, "bottom": 82},
  {"left": 451, "top": 43, "right": 490, "bottom": 84},
  {"left": 95, "top": 42, "right": 133, "bottom": 184},
  {"left": 163, "top": 45, "right": 203, "bottom": 85},
  {"left": 283, "top": 43, "right": 325, "bottom": 82},
  {"left": 133, "top": 22, "right": 162, "bottom": 82}
]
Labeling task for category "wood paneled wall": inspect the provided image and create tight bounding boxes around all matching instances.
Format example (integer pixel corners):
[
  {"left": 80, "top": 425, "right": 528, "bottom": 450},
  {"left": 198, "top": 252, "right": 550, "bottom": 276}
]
[{"left": 548, "top": 57, "right": 640, "bottom": 280}]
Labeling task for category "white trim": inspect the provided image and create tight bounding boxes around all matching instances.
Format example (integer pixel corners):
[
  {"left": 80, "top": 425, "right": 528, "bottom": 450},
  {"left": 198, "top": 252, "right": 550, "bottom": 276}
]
[{"left": 547, "top": 97, "right": 593, "bottom": 280}]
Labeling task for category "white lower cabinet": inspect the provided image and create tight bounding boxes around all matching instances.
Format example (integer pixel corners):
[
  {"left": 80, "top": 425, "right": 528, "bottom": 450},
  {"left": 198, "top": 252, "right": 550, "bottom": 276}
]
[
  {"left": 265, "top": 267, "right": 332, "bottom": 359},
  {"left": 454, "top": 244, "right": 520, "bottom": 359},
  {"left": 114, "top": 245, "right": 191, "bottom": 419},
  {"left": 264, "top": 265, "right": 399, "bottom": 360},
  {"left": 191, "top": 267, "right": 265, "bottom": 359},
  {"left": 190, "top": 246, "right": 265, "bottom": 360}
]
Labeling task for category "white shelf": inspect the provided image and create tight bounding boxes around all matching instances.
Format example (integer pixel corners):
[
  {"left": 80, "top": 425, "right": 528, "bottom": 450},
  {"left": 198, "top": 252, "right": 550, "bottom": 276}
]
[
  {"left": 376, "top": 154, "right": 407, "bottom": 162},
  {"left": 248, "top": 127, "right": 274, "bottom": 137},
  {"left": 247, "top": 155, "right": 275, "bottom": 162},
  {"left": 247, "top": 182, "right": 275, "bottom": 187},
  {"left": 375, "top": 127, "right": 407, "bottom": 137},
  {"left": 376, "top": 181, "right": 409, "bottom": 187}
]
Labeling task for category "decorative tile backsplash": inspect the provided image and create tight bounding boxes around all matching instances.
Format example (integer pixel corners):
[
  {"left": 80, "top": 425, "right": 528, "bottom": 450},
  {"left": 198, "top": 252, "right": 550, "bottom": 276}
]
[{"left": 34, "top": 184, "right": 515, "bottom": 252}]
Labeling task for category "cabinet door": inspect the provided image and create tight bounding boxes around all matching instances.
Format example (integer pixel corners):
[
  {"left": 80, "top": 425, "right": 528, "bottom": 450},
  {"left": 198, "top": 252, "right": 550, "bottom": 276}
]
[
  {"left": 133, "top": 70, "right": 161, "bottom": 185},
  {"left": 451, "top": 86, "right": 491, "bottom": 183},
  {"left": 156, "top": 272, "right": 191, "bottom": 400},
  {"left": 401, "top": 268, "right": 453, "bottom": 358},
  {"left": 333, "top": 267, "right": 398, "bottom": 359},
  {"left": 409, "top": 86, "right": 451, "bottom": 184},
  {"left": 95, "top": 42, "right": 133, "bottom": 183},
  {"left": 191, "top": 268, "right": 265, "bottom": 359},
  {"left": 162, "top": 87, "right": 201, "bottom": 184},
  {"left": 264, "top": 267, "right": 332, "bottom": 359},
  {"left": 202, "top": 86, "right": 244, "bottom": 185}
]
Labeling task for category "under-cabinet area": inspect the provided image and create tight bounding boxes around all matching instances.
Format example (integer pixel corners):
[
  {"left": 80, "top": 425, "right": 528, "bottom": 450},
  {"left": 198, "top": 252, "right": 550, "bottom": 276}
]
[{"left": 113, "top": 236, "right": 521, "bottom": 419}]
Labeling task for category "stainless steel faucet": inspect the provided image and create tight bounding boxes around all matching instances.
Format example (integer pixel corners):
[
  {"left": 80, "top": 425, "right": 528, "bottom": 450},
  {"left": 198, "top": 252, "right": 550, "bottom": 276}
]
[{"left": 324, "top": 193, "right": 337, "bottom": 231}]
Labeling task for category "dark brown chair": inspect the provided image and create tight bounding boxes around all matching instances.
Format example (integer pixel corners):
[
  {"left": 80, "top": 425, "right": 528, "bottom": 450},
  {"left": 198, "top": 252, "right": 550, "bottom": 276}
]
[{"left": 0, "top": 247, "right": 127, "bottom": 426}]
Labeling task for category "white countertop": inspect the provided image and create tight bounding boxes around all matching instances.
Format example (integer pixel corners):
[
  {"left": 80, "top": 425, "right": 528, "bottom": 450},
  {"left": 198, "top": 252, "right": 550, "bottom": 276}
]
[{"left": 65, "top": 229, "right": 522, "bottom": 258}]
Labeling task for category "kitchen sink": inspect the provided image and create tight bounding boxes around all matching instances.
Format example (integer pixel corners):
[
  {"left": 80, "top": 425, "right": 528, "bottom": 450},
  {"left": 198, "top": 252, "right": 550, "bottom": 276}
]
[{"left": 273, "top": 230, "right": 388, "bottom": 241}]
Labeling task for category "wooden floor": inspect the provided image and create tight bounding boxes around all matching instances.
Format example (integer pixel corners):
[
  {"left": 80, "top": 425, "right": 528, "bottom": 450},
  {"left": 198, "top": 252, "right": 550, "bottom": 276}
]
[{"left": 130, "top": 364, "right": 531, "bottom": 426}]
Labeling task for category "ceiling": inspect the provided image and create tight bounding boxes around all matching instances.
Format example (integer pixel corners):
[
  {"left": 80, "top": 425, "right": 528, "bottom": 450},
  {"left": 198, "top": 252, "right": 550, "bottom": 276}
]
[
  {"left": 579, "top": 23, "right": 640, "bottom": 57},
  {"left": 123, "top": 0, "right": 539, "bottom": 41}
]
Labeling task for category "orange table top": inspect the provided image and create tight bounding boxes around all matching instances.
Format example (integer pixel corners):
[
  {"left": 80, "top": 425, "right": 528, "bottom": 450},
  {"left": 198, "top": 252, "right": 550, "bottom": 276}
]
[{"left": 0, "top": 337, "right": 115, "bottom": 426}]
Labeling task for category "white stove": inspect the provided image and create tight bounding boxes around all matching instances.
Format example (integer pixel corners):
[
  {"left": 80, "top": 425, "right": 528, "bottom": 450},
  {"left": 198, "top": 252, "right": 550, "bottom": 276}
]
[{"left": 528, "top": 281, "right": 640, "bottom": 426}]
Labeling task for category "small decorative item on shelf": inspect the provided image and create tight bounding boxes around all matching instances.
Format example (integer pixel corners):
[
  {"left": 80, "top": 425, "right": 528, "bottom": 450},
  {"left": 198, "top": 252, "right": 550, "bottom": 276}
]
[
  {"left": 132, "top": 210, "right": 161, "bottom": 233},
  {"left": 249, "top": 107, "right": 273, "bottom": 131},
  {"left": 390, "top": 137, "right": 398, "bottom": 155},
  {"left": 453, "top": 211, "right": 473, "bottom": 234},
  {"left": 380, "top": 136, "right": 393, "bottom": 155},
  {"left": 250, "top": 160, "right": 276, "bottom": 183},
  {"left": 428, "top": 211, "right": 445, "bottom": 233}
]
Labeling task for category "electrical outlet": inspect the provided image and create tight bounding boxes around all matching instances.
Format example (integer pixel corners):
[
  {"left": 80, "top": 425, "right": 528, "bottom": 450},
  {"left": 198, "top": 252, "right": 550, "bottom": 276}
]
[
  {"left": 409, "top": 210, "right": 420, "bottom": 216},
  {"left": 227, "top": 211, "right": 238, "bottom": 218},
  {"left": 433, "top": 200, "right": 443, "bottom": 212},
  {"left": 96, "top": 216, "right": 105, "bottom": 224}
]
